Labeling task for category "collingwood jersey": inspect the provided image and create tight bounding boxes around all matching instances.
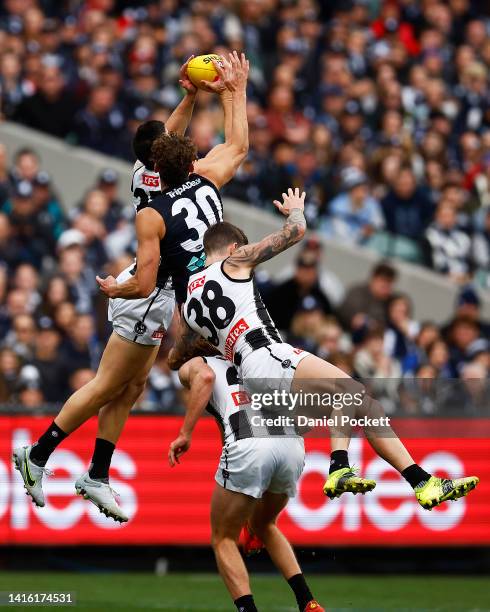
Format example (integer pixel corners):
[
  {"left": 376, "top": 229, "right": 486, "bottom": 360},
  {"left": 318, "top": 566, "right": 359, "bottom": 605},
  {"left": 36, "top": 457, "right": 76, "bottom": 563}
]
[
  {"left": 184, "top": 260, "right": 282, "bottom": 365},
  {"left": 205, "top": 356, "right": 297, "bottom": 442},
  {"left": 145, "top": 173, "right": 223, "bottom": 304},
  {"left": 131, "top": 161, "right": 161, "bottom": 211}
]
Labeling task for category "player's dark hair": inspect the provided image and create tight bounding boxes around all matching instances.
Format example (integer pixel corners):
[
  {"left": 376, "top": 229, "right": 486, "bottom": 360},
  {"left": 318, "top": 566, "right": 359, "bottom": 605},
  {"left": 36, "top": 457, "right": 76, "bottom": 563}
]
[
  {"left": 151, "top": 133, "right": 198, "bottom": 188},
  {"left": 133, "top": 120, "right": 166, "bottom": 168},
  {"left": 203, "top": 222, "right": 249, "bottom": 255}
]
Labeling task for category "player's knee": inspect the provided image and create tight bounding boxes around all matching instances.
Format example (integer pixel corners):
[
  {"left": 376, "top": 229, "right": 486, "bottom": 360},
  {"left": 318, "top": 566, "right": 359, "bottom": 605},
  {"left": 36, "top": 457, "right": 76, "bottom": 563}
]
[
  {"left": 249, "top": 518, "right": 275, "bottom": 541},
  {"left": 126, "top": 376, "right": 147, "bottom": 403}
]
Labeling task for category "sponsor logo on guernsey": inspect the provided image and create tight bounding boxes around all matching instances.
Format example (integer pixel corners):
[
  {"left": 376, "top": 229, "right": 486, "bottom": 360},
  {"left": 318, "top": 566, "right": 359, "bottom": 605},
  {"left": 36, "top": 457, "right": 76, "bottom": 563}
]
[
  {"left": 152, "top": 325, "right": 166, "bottom": 340},
  {"left": 188, "top": 275, "right": 206, "bottom": 294},
  {"left": 231, "top": 390, "right": 251, "bottom": 406},
  {"left": 293, "top": 348, "right": 304, "bottom": 354},
  {"left": 142, "top": 173, "right": 160, "bottom": 187},
  {"left": 167, "top": 178, "right": 201, "bottom": 198},
  {"left": 225, "top": 318, "right": 249, "bottom": 360}
]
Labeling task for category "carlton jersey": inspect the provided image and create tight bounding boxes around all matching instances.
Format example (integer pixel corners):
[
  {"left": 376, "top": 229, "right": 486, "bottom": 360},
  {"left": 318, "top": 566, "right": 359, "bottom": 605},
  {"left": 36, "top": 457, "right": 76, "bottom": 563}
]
[
  {"left": 204, "top": 356, "right": 298, "bottom": 442},
  {"left": 145, "top": 173, "right": 223, "bottom": 304},
  {"left": 131, "top": 161, "right": 161, "bottom": 212},
  {"left": 184, "top": 260, "right": 282, "bottom": 365}
]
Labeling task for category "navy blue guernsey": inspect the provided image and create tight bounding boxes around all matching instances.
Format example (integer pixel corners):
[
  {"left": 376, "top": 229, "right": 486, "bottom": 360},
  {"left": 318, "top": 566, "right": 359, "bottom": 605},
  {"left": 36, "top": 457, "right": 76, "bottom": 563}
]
[{"left": 144, "top": 173, "right": 223, "bottom": 304}]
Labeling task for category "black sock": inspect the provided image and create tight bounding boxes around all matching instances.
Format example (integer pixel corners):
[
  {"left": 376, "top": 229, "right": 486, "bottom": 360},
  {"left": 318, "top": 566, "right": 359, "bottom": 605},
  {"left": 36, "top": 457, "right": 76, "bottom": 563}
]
[
  {"left": 329, "top": 449, "right": 349, "bottom": 474},
  {"left": 88, "top": 438, "right": 115, "bottom": 481},
  {"left": 234, "top": 594, "right": 258, "bottom": 612},
  {"left": 30, "top": 422, "right": 68, "bottom": 466},
  {"left": 288, "top": 573, "right": 314, "bottom": 611},
  {"left": 402, "top": 463, "right": 431, "bottom": 489}
]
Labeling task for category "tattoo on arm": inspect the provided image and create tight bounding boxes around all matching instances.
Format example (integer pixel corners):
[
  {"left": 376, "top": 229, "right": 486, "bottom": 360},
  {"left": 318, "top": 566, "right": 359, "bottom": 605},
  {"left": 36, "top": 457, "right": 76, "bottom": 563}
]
[{"left": 227, "top": 208, "right": 306, "bottom": 269}]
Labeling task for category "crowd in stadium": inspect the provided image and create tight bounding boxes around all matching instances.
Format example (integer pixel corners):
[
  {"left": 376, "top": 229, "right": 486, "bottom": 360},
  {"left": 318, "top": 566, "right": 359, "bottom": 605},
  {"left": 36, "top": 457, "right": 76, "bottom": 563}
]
[{"left": 0, "top": 0, "right": 489, "bottom": 412}]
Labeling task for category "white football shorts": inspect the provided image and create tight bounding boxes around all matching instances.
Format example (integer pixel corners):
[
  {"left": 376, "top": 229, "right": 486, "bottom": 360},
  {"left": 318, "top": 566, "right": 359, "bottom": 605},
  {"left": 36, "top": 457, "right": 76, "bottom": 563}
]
[
  {"left": 215, "top": 436, "right": 305, "bottom": 499},
  {"left": 238, "top": 342, "right": 310, "bottom": 395},
  {"left": 108, "top": 264, "right": 175, "bottom": 346}
]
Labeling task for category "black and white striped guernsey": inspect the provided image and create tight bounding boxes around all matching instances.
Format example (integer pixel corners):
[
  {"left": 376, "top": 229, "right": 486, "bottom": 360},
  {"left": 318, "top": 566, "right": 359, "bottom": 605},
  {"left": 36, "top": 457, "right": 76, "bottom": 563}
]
[{"left": 184, "top": 260, "right": 282, "bottom": 365}]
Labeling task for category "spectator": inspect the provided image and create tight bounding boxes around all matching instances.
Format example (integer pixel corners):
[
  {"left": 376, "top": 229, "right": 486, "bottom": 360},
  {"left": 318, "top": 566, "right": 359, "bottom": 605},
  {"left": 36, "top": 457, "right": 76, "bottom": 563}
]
[
  {"left": 28, "top": 318, "right": 65, "bottom": 403},
  {"left": 383, "top": 293, "right": 420, "bottom": 371},
  {"left": 265, "top": 248, "right": 333, "bottom": 333},
  {"left": 381, "top": 166, "right": 434, "bottom": 241},
  {"left": 73, "top": 85, "right": 126, "bottom": 156},
  {"left": 59, "top": 313, "right": 100, "bottom": 377},
  {"left": 14, "top": 63, "right": 76, "bottom": 137},
  {"left": 424, "top": 201, "right": 472, "bottom": 281},
  {"left": 339, "top": 261, "right": 397, "bottom": 332},
  {"left": 322, "top": 167, "right": 384, "bottom": 244}
]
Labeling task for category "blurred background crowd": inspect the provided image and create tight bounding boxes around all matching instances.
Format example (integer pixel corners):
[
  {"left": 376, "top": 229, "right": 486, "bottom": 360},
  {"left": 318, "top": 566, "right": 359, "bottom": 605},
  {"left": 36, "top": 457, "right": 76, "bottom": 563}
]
[{"left": 0, "top": 0, "right": 489, "bottom": 414}]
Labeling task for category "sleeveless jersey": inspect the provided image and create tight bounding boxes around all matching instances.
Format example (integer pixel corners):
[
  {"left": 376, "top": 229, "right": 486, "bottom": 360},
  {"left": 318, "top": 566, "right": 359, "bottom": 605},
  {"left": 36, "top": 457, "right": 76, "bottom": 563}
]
[
  {"left": 205, "top": 356, "right": 298, "bottom": 442},
  {"left": 146, "top": 173, "right": 223, "bottom": 304},
  {"left": 184, "top": 260, "right": 282, "bottom": 365},
  {"left": 131, "top": 161, "right": 161, "bottom": 211}
]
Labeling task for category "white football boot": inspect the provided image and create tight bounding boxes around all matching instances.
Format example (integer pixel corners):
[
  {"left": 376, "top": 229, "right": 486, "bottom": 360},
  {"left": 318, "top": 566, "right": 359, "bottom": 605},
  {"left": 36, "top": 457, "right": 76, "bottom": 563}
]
[
  {"left": 12, "top": 445, "right": 52, "bottom": 507},
  {"left": 75, "top": 472, "right": 128, "bottom": 523}
]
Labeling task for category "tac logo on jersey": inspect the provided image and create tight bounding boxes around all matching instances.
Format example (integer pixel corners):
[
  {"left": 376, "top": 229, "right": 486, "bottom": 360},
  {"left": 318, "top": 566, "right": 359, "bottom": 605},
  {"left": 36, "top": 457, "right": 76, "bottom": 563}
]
[
  {"left": 187, "top": 252, "right": 206, "bottom": 272},
  {"left": 225, "top": 318, "right": 250, "bottom": 360},
  {"left": 188, "top": 275, "right": 206, "bottom": 294},
  {"left": 231, "top": 390, "right": 250, "bottom": 407},
  {"left": 142, "top": 174, "right": 159, "bottom": 187},
  {"left": 152, "top": 325, "right": 166, "bottom": 340}
]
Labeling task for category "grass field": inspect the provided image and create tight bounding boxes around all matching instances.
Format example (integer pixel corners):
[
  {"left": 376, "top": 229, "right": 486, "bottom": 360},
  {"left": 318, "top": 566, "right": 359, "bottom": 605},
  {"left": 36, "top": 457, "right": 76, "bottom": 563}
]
[{"left": 0, "top": 573, "right": 489, "bottom": 611}]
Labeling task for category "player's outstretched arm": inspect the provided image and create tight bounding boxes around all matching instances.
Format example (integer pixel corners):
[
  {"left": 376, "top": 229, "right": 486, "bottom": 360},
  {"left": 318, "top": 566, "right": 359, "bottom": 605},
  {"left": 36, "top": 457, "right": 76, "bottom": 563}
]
[
  {"left": 194, "top": 51, "right": 249, "bottom": 189},
  {"left": 223, "top": 188, "right": 306, "bottom": 278},
  {"left": 165, "top": 57, "right": 197, "bottom": 136},
  {"left": 96, "top": 208, "right": 165, "bottom": 299},
  {"left": 168, "top": 357, "right": 215, "bottom": 466}
]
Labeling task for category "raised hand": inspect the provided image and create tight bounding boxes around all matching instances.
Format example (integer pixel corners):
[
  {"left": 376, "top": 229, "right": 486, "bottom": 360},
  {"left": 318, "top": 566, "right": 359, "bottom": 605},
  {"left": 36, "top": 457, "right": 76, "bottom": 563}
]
[
  {"left": 179, "top": 55, "right": 197, "bottom": 95},
  {"left": 273, "top": 187, "right": 306, "bottom": 216}
]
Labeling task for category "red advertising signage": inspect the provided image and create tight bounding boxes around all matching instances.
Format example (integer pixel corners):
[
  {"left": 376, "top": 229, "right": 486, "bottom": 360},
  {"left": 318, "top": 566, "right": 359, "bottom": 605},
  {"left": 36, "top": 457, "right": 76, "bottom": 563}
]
[{"left": 0, "top": 416, "right": 488, "bottom": 546}]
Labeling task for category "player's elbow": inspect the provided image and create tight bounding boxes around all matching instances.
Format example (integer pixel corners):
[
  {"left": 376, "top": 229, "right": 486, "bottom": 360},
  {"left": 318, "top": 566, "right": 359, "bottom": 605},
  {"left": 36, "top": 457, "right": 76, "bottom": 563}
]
[
  {"left": 139, "top": 284, "right": 154, "bottom": 298},
  {"left": 199, "top": 368, "right": 215, "bottom": 387}
]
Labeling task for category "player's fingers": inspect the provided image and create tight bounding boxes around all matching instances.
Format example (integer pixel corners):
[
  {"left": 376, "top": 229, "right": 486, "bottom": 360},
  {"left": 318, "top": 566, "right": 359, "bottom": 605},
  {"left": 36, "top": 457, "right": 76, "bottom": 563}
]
[
  {"left": 288, "top": 187, "right": 294, "bottom": 197},
  {"left": 212, "top": 59, "right": 225, "bottom": 79},
  {"left": 282, "top": 192, "right": 288, "bottom": 202},
  {"left": 273, "top": 200, "right": 283, "bottom": 211},
  {"left": 301, "top": 191, "right": 306, "bottom": 201},
  {"left": 96, "top": 275, "right": 104, "bottom": 286}
]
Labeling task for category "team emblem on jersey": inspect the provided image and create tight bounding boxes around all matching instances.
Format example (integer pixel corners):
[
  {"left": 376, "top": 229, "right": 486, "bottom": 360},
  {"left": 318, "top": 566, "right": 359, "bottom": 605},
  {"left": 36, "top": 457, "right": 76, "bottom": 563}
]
[
  {"left": 187, "top": 252, "right": 206, "bottom": 272},
  {"left": 281, "top": 359, "right": 292, "bottom": 369},
  {"left": 134, "top": 321, "right": 147, "bottom": 336}
]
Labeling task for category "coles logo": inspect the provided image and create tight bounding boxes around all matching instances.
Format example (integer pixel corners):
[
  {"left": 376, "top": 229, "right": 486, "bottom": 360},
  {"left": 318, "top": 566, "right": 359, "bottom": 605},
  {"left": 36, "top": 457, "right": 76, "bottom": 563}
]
[
  {"left": 231, "top": 391, "right": 251, "bottom": 407},
  {"left": 142, "top": 174, "right": 160, "bottom": 188},
  {"left": 188, "top": 275, "right": 206, "bottom": 295},
  {"left": 293, "top": 348, "right": 304, "bottom": 355},
  {"left": 225, "top": 318, "right": 249, "bottom": 360}
]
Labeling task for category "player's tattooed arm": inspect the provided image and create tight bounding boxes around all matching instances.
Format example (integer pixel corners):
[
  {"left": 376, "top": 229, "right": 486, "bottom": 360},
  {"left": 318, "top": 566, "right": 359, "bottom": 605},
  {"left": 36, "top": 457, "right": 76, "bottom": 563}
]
[{"left": 224, "top": 188, "right": 306, "bottom": 275}]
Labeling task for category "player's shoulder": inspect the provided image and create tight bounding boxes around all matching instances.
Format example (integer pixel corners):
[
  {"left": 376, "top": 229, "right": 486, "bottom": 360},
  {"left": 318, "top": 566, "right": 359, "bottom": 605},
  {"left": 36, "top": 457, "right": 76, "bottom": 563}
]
[{"left": 132, "top": 161, "right": 160, "bottom": 191}]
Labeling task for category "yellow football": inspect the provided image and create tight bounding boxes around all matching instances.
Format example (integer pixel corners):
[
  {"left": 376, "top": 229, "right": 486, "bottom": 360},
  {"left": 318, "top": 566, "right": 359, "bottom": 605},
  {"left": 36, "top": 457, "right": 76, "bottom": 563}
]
[{"left": 187, "top": 54, "right": 223, "bottom": 89}]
